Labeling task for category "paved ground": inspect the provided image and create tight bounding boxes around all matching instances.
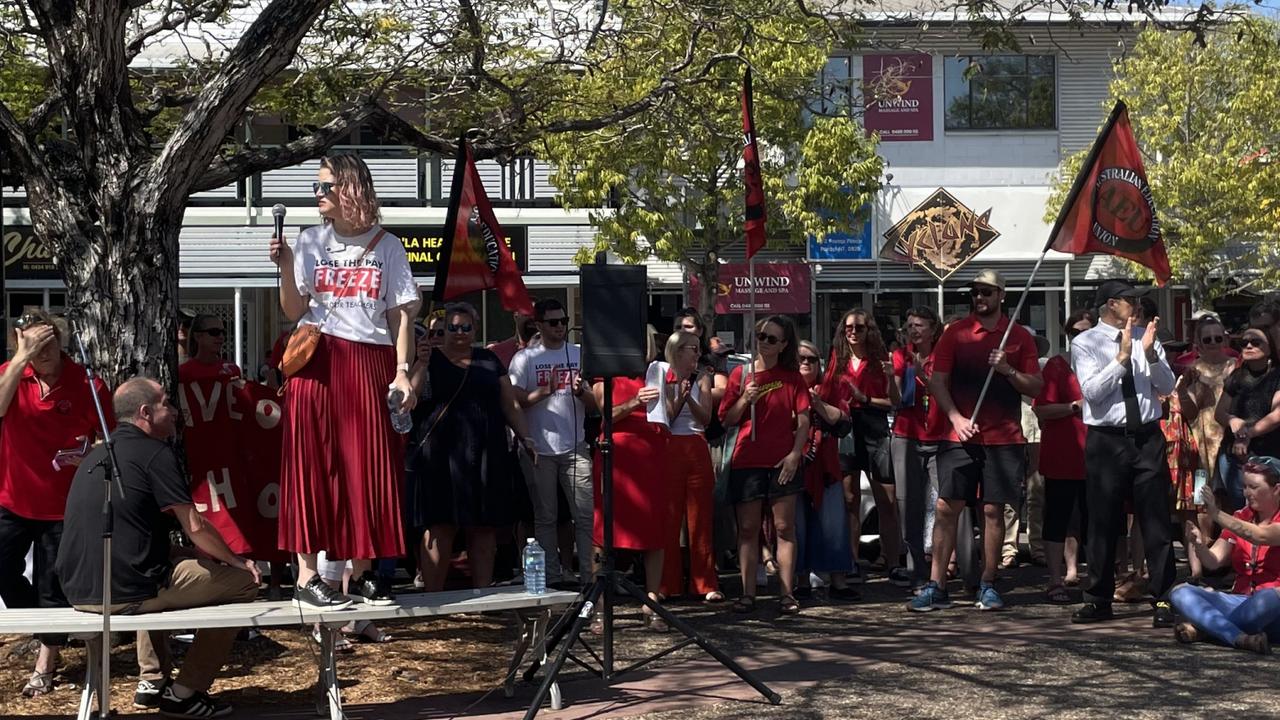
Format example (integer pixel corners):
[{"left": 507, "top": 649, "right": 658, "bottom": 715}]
[
  {"left": 252, "top": 566, "right": 1277, "bottom": 719},
  {"left": 7, "top": 565, "right": 1275, "bottom": 719}
]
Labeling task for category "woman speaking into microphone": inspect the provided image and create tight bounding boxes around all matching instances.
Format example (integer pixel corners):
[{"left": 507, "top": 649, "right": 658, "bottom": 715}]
[{"left": 269, "top": 154, "right": 421, "bottom": 610}]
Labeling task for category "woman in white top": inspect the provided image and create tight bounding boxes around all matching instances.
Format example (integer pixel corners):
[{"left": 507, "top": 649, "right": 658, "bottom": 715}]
[
  {"left": 658, "top": 330, "right": 723, "bottom": 602},
  {"left": 269, "top": 154, "right": 420, "bottom": 611}
]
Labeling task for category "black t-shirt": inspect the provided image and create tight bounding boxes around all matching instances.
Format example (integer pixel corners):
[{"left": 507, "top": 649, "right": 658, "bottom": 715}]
[
  {"left": 55, "top": 423, "right": 193, "bottom": 605},
  {"left": 1224, "top": 364, "right": 1280, "bottom": 458}
]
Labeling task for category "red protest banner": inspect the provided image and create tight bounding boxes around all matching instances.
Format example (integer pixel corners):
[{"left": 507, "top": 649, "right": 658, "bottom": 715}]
[{"left": 178, "top": 375, "right": 286, "bottom": 561}]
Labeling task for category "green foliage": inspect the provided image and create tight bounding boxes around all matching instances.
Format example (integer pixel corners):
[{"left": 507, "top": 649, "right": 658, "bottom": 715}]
[
  {"left": 541, "top": 0, "right": 882, "bottom": 296},
  {"left": 1045, "top": 18, "right": 1280, "bottom": 304}
]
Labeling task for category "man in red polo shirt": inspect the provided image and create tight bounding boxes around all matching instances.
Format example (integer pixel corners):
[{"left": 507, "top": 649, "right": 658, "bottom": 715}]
[
  {"left": 910, "top": 270, "right": 1043, "bottom": 613},
  {"left": 0, "top": 310, "right": 112, "bottom": 696}
]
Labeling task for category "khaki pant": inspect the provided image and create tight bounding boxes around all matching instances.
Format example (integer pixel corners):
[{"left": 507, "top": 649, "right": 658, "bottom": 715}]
[{"left": 75, "top": 558, "right": 258, "bottom": 692}]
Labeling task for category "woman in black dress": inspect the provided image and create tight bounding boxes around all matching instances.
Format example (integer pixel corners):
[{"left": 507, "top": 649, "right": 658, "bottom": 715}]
[{"left": 407, "top": 302, "right": 536, "bottom": 590}]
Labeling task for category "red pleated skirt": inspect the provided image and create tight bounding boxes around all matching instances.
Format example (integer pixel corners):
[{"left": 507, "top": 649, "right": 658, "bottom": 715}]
[
  {"left": 592, "top": 422, "right": 671, "bottom": 551},
  {"left": 278, "top": 333, "right": 405, "bottom": 559}
]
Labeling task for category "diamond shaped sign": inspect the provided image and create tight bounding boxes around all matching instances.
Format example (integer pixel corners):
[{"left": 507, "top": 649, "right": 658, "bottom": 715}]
[{"left": 879, "top": 188, "right": 1000, "bottom": 282}]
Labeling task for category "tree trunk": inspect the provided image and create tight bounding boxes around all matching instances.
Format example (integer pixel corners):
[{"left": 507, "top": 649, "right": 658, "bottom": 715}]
[{"left": 54, "top": 209, "right": 183, "bottom": 392}]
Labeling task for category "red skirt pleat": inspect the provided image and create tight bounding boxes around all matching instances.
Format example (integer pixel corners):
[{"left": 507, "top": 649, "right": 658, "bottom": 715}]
[{"left": 278, "top": 334, "right": 405, "bottom": 559}]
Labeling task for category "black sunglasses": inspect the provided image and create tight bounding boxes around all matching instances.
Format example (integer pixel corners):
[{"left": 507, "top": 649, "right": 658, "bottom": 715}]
[
  {"left": 196, "top": 327, "right": 225, "bottom": 337},
  {"left": 845, "top": 323, "right": 868, "bottom": 333},
  {"left": 1200, "top": 335, "right": 1225, "bottom": 345},
  {"left": 542, "top": 317, "right": 568, "bottom": 327},
  {"left": 312, "top": 181, "right": 339, "bottom": 195},
  {"left": 428, "top": 329, "right": 445, "bottom": 338},
  {"left": 798, "top": 355, "right": 821, "bottom": 364},
  {"left": 756, "top": 332, "right": 781, "bottom": 345},
  {"left": 448, "top": 323, "right": 473, "bottom": 333},
  {"left": 14, "top": 313, "right": 49, "bottom": 330},
  {"left": 970, "top": 287, "right": 997, "bottom": 297},
  {"left": 1243, "top": 336, "right": 1269, "bottom": 348}
]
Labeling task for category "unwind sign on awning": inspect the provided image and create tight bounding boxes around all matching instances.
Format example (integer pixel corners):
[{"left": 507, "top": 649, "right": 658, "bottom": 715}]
[{"left": 687, "top": 262, "right": 811, "bottom": 315}]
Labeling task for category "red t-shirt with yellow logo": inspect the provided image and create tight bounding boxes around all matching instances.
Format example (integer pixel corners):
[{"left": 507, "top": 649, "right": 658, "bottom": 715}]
[{"left": 719, "top": 364, "right": 810, "bottom": 469}]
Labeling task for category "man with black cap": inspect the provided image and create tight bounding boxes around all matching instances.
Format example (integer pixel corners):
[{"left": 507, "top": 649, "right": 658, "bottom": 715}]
[
  {"left": 911, "top": 269, "right": 1043, "bottom": 613},
  {"left": 1069, "top": 278, "right": 1177, "bottom": 628}
]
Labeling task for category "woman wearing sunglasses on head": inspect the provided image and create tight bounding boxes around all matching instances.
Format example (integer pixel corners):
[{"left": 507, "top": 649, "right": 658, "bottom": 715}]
[
  {"left": 179, "top": 314, "right": 241, "bottom": 381},
  {"left": 267, "top": 154, "right": 421, "bottom": 610},
  {"left": 720, "top": 315, "right": 810, "bottom": 615},
  {"left": 1170, "top": 458, "right": 1280, "bottom": 654},
  {"left": 1214, "top": 327, "right": 1280, "bottom": 513},
  {"left": 829, "top": 309, "right": 904, "bottom": 586},
  {"left": 406, "top": 302, "right": 535, "bottom": 592}
]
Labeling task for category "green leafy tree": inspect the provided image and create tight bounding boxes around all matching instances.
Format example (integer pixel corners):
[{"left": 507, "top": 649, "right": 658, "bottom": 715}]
[
  {"left": 1045, "top": 17, "right": 1280, "bottom": 306},
  {"left": 542, "top": 1, "right": 883, "bottom": 326}
]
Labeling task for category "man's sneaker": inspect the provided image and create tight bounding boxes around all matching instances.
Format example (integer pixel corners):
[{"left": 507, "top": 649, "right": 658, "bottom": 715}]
[
  {"left": 350, "top": 571, "right": 395, "bottom": 606},
  {"left": 134, "top": 678, "right": 171, "bottom": 709},
  {"left": 158, "top": 686, "right": 232, "bottom": 719},
  {"left": 1152, "top": 600, "right": 1176, "bottom": 629},
  {"left": 294, "top": 576, "right": 353, "bottom": 611},
  {"left": 1071, "top": 602, "right": 1115, "bottom": 624},
  {"left": 888, "top": 567, "right": 913, "bottom": 588},
  {"left": 908, "top": 581, "right": 951, "bottom": 612},
  {"left": 975, "top": 582, "right": 1005, "bottom": 611}
]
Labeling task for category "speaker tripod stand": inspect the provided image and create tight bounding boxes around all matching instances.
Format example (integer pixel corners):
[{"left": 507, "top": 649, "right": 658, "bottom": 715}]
[{"left": 520, "top": 377, "right": 781, "bottom": 720}]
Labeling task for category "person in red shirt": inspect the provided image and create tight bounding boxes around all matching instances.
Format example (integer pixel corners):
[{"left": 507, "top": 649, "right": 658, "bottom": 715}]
[
  {"left": 1033, "top": 309, "right": 1095, "bottom": 604},
  {"left": 487, "top": 309, "right": 537, "bottom": 370},
  {"left": 180, "top": 314, "right": 242, "bottom": 381},
  {"left": 827, "top": 309, "right": 903, "bottom": 586},
  {"left": 720, "top": 315, "right": 810, "bottom": 615},
  {"left": 0, "top": 309, "right": 111, "bottom": 696},
  {"left": 891, "top": 306, "right": 951, "bottom": 591},
  {"left": 912, "top": 269, "right": 1043, "bottom": 613},
  {"left": 1171, "top": 459, "right": 1280, "bottom": 654}
]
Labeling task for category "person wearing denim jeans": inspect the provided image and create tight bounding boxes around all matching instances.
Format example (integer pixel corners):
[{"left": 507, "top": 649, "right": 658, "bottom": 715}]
[
  {"left": 1170, "top": 460, "right": 1280, "bottom": 654},
  {"left": 509, "top": 299, "right": 596, "bottom": 585}
]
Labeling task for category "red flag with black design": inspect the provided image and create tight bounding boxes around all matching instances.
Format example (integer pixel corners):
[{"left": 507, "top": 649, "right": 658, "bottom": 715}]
[
  {"left": 742, "top": 68, "right": 767, "bottom": 259},
  {"left": 1048, "top": 101, "right": 1171, "bottom": 285},
  {"left": 434, "top": 138, "right": 534, "bottom": 314}
]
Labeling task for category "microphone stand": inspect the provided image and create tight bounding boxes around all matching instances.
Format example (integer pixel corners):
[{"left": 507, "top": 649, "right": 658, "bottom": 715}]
[{"left": 74, "top": 329, "right": 125, "bottom": 719}]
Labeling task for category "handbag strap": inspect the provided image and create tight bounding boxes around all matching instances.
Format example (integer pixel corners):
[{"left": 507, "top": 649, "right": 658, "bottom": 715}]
[{"left": 415, "top": 355, "right": 471, "bottom": 450}]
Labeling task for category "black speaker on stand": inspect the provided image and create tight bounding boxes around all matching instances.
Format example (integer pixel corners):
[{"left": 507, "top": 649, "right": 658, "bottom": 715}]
[{"left": 522, "top": 254, "right": 779, "bottom": 718}]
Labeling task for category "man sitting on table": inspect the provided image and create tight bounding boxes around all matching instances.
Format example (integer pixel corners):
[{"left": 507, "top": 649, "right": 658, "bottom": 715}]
[{"left": 56, "top": 377, "right": 259, "bottom": 719}]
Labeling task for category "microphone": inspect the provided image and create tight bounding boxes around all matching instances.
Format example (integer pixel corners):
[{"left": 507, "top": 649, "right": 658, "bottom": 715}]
[{"left": 272, "top": 203, "right": 287, "bottom": 240}]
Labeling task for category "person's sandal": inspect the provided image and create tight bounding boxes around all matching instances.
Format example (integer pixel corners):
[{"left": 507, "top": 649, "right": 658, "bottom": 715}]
[
  {"left": 779, "top": 595, "right": 801, "bottom": 615},
  {"left": 345, "top": 619, "right": 392, "bottom": 643},
  {"left": 22, "top": 671, "right": 54, "bottom": 698},
  {"left": 732, "top": 595, "right": 757, "bottom": 614},
  {"left": 1045, "top": 584, "right": 1072, "bottom": 605},
  {"left": 704, "top": 590, "right": 726, "bottom": 604},
  {"left": 643, "top": 610, "right": 670, "bottom": 633}
]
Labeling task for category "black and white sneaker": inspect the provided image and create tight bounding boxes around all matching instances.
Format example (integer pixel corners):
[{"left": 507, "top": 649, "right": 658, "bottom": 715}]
[
  {"left": 350, "top": 571, "right": 395, "bottom": 606},
  {"left": 293, "top": 576, "right": 354, "bottom": 611},
  {"left": 158, "top": 686, "right": 232, "bottom": 719},
  {"left": 134, "top": 677, "right": 171, "bottom": 708}
]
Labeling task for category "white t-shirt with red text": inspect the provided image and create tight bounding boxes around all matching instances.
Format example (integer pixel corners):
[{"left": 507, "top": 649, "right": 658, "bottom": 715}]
[
  {"left": 292, "top": 224, "right": 419, "bottom": 346},
  {"left": 509, "top": 343, "right": 585, "bottom": 456}
]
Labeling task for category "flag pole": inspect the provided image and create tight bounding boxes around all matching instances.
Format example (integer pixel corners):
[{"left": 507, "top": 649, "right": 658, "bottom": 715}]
[
  {"left": 968, "top": 248, "right": 1050, "bottom": 420},
  {"left": 749, "top": 255, "right": 757, "bottom": 441}
]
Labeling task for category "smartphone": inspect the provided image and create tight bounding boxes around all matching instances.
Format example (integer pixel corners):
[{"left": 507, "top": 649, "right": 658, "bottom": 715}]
[
  {"left": 52, "top": 436, "right": 92, "bottom": 472},
  {"left": 1193, "top": 469, "right": 1208, "bottom": 500}
]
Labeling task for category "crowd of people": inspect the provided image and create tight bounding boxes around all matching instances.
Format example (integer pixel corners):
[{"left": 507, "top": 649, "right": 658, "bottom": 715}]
[{"left": 2, "top": 154, "right": 1279, "bottom": 718}]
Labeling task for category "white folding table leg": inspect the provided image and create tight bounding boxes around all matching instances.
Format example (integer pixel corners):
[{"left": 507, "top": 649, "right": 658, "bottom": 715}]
[
  {"left": 77, "top": 638, "right": 98, "bottom": 720},
  {"left": 317, "top": 625, "right": 343, "bottom": 720},
  {"left": 530, "top": 608, "right": 562, "bottom": 711},
  {"left": 504, "top": 611, "right": 534, "bottom": 699}
]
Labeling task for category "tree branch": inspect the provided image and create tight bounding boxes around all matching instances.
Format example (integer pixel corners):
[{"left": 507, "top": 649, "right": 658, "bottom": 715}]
[
  {"left": 193, "top": 99, "right": 380, "bottom": 192},
  {"left": 0, "top": 97, "right": 46, "bottom": 184},
  {"left": 145, "top": 0, "right": 334, "bottom": 201}
]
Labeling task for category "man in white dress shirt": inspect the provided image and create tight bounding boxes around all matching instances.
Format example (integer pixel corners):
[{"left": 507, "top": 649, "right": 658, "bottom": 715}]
[{"left": 1070, "top": 279, "right": 1177, "bottom": 628}]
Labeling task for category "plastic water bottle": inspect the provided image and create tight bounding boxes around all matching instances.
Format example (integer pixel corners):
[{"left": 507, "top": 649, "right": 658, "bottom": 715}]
[
  {"left": 523, "top": 539, "right": 546, "bottom": 595},
  {"left": 387, "top": 386, "right": 413, "bottom": 435}
]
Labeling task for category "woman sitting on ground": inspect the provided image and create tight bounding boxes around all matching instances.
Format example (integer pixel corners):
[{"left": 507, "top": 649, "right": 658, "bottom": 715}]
[{"left": 1170, "top": 457, "right": 1280, "bottom": 655}]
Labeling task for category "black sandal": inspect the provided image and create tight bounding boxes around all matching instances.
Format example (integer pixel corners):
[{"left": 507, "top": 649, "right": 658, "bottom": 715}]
[
  {"left": 779, "top": 595, "right": 801, "bottom": 615},
  {"left": 732, "top": 595, "right": 757, "bottom": 613}
]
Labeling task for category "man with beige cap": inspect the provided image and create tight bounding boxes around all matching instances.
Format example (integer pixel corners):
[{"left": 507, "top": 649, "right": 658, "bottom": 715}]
[{"left": 910, "top": 269, "right": 1043, "bottom": 612}]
